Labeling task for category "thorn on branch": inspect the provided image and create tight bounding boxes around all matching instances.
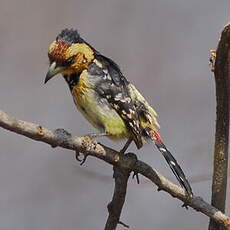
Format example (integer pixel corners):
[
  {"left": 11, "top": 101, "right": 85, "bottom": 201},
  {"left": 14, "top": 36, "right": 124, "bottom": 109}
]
[{"left": 118, "top": 220, "right": 130, "bottom": 228}]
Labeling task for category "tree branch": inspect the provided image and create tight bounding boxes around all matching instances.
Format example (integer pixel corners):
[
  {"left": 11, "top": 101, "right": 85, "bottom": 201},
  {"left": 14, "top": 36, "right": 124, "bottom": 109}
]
[
  {"left": 0, "top": 110, "right": 230, "bottom": 228},
  {"left": 105, "top": 165, "right": 132, "bottom": 230},
  {"left": 209, "top": 23, "right": 230, "bottom": 230}
]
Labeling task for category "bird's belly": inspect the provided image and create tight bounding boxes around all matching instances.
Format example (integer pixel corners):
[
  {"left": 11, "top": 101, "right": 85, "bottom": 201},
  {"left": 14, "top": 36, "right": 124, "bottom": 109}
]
[{"left": 71, "top": 87, "right": 129, "bottom": 139}]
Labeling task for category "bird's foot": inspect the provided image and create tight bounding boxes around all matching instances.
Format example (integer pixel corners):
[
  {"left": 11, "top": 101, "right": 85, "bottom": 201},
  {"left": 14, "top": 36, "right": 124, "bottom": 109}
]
[
  {"left": 75, "top": 151, "right": 89, "bottom": 166},
  {"left": 182, "top": 203, "right": 189, "bottom": 210},
  {"left": 181, "top": 192, "right": 193, "bottom": 209},
  {"left": 119, "top": 138, "right": 133, "bottom": 154},
  {"left": 132, "top": 171, "right": 140, "bottom": 184},
  {"left": 119, "top": 148, "right": 126, "bottom": 155}
]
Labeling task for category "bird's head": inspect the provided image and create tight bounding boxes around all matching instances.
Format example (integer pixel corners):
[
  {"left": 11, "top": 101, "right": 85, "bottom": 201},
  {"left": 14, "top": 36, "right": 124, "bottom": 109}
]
[{"left": 45, "top": 29, "right": 94, "bottom": 83}]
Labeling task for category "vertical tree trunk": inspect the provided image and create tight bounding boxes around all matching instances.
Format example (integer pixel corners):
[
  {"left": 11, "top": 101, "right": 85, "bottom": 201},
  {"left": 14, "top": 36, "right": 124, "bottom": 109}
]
[{"left": 209, "top": 24, "right": 230, "bottom": 230}]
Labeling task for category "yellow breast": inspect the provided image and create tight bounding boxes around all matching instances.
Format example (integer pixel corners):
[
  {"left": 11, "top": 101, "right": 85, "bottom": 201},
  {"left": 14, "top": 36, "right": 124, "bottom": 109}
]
[{"left": 71, "top": 70, "right": 130, "bottom": 140}]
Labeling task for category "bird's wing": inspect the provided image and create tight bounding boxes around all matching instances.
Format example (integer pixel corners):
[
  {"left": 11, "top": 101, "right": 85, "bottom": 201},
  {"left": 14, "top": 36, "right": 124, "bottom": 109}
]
[
  {"left": 128, "top": 83, "right": 160, "bottom": 131},
  {"left": 88, "top": 59, "right": 143, "bottom": 148}
]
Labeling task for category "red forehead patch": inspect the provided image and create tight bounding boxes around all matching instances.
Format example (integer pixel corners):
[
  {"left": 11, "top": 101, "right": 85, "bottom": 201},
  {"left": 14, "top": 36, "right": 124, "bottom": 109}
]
[{"left": 48, "top": 40, "right": 69, "bottom": 63}]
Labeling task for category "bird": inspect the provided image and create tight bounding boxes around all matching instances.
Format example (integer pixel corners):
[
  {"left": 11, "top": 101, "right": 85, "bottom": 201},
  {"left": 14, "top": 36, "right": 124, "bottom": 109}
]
[{"left": 45, "top": 28, "right": 193, "bottom": 196}]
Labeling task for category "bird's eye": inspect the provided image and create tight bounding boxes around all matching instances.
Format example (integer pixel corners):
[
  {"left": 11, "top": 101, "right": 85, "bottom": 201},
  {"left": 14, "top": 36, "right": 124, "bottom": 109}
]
[{"left": 66, "top": 56, "right": 75, "bottom": 65}]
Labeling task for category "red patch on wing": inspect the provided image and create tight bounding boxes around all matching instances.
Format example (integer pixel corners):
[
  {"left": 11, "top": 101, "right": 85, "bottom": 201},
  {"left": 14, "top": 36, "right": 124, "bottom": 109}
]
[{"left": 48, "top": 41, "right": 69, "bottom": 64}]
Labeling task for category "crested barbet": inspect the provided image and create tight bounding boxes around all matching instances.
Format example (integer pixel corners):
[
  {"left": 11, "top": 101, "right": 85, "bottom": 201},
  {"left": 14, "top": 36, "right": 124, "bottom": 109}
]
[{"left": 45, "top": 28, "right": 193, "bottom": 196}]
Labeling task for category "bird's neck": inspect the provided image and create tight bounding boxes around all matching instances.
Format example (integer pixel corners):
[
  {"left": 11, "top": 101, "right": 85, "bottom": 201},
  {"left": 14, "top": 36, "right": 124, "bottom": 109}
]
[{"left": 63, "top": 73, "right": 80, "bottom": 90}]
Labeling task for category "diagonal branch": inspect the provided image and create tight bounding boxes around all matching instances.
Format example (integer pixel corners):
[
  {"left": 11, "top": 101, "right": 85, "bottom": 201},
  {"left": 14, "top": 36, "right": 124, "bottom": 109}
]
[{"left": 0, "top": 110, "right": 230, "bottom": 228}]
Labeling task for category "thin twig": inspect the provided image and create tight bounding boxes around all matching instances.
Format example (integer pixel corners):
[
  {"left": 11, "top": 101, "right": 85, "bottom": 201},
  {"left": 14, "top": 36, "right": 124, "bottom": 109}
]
[
  {"left": 0, "top": 110, "right": 230, "bottom": 228},
  {"left": 209, "top": 23, "right": 230, "bottom": 230}
]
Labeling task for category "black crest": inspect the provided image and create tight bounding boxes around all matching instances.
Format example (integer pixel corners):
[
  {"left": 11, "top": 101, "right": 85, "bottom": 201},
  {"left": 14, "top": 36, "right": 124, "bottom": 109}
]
[{"left": 56, "top": 28, "right": 84, "bottom": 45}]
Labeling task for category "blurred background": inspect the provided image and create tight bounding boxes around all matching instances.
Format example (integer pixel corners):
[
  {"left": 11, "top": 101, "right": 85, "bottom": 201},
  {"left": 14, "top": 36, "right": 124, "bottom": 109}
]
[{"left": 0, "top": 0, "right": 229, "bottom": 229}]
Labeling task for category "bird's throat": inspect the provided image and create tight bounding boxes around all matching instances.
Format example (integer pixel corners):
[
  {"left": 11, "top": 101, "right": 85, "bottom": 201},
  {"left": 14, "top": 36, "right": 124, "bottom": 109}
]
[{"left": 63, "top": 73, "right": 80, "bottom": 90}]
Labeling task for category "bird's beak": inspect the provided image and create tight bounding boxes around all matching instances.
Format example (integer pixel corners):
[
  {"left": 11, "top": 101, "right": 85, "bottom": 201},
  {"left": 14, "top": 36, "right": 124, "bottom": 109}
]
[{"left": 45, "top": 62, "right": 66, "bottom": 84}]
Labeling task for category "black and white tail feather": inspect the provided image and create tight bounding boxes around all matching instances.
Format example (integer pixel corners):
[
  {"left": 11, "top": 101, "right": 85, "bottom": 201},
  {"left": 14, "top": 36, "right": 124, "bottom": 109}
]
[{"left": 148, "top": 130, "right": 193, "bottom": 196}]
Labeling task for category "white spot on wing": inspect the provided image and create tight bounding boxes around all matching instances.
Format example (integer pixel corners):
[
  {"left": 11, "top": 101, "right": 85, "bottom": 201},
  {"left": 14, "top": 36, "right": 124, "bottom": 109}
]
[
  {"left": 107, "top": 75, "right": 112, "bottom": 80},
  {"left": 127, "top": 113, "right": 132, "bottom": 119},
  {"left": 113, "top": 104, "right": 119, "bottom": 109},
  {"left": 93, "top": 59, "right": 103, "bottom": 68},
  {"left": 114, "top": 93, "right": 123, "bottom": 101},
  {"left": 103, "top": 68, "right": 108, "bottom": 74}
]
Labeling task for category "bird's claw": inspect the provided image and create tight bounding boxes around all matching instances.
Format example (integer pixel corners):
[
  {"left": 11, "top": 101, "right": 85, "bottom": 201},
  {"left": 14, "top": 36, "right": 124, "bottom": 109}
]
[
  {"left": 75, "top": 151, "right": 82, "bottom": 162},
  {"left": 132, "top": 171, "right": 140, "bottom": 184},
  {"left": 75, "top": 151, "right": 89, "bottom": 165},
  {"left": 182, "top": 203, "right": 189, "bottom": 210},
  {"left": 181, "top": 192, "right": 193, "bottom": 209}
]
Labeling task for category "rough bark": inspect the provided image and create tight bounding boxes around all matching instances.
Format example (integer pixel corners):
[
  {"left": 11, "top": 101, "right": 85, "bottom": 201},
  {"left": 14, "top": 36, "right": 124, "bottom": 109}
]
[{"left": 209, "top": 23, "right": 230, "bottom": 230}]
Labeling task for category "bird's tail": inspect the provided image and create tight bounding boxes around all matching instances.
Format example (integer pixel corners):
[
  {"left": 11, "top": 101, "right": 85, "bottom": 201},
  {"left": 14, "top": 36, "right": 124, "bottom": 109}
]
[{"left": 147, "top": 130, "right": 193, "bottom": 196}]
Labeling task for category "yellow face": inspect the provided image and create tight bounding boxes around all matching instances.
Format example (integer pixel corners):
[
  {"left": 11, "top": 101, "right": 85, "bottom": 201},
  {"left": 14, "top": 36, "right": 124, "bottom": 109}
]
[{"left": 45, "top": 40, "right": 94, "bottom": 83}]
